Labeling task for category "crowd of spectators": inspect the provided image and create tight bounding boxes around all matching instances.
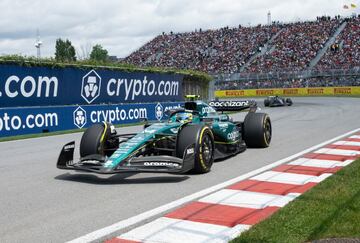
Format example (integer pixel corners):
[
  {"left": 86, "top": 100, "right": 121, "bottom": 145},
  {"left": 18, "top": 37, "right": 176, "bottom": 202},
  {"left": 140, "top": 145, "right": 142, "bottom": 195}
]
[
  {"left": 126, "top": 15, "right": 360, "bottom": 90},
  {"left": 245, "top": 18, "right": 342, "bottom": 73},
  {"left": 125, "top": 25, "right": 280, "bottom": 74},
  {"left": 215, "top": 76, "right": 360, "bottom": 90},
  {"left": 316, "top": 16, "right": 360, "bottom": 70},
  {"left": 125, "top": 16, "right": 356, "bottom": 74}
]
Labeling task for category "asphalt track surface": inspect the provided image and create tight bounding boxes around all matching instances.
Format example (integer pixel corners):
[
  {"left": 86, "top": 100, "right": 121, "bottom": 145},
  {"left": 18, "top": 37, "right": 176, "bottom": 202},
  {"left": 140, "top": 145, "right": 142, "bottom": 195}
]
[{"left": 1, "top": 97, "right": 360, "bottom": 243}]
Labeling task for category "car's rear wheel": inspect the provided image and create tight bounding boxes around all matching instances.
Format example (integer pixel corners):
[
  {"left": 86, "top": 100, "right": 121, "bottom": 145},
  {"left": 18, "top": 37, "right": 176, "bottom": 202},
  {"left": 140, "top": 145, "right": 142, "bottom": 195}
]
[
  {"left": 243, "top": 113, "right": 272, "bottom": 148},
  {"left": 176, "top": 125, "right": 214, "bottom": 174},
  {"left": 264, "top": 99, "right": 270, "bottom": 107},
  {"left": 286, "top": 98, "right": 293, "bottom": 106}
]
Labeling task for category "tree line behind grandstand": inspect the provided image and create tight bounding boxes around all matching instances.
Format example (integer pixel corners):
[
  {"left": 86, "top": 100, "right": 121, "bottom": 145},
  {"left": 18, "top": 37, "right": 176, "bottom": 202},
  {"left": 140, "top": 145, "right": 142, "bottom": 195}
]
[{"left": 0, "top": 55, "right": 210, "bottom": 80}]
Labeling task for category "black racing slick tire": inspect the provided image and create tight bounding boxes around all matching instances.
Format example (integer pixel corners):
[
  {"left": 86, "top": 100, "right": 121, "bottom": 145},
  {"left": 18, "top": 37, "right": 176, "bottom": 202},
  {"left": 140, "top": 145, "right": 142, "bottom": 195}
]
[
  {"left": 176, "top": 125, "right": 214, "bottom": 174},
  {"left": 264, "top": 99, "right": 270, "bottom": 107},
  {"left": 286, "top": 98, "right": 293, "bottom": 106},
  {"left": 80, "top": 123, "right": 109, "bottom": 157},
  {"left": 243, "top": 113, "right": 272, "bottom": 148}
]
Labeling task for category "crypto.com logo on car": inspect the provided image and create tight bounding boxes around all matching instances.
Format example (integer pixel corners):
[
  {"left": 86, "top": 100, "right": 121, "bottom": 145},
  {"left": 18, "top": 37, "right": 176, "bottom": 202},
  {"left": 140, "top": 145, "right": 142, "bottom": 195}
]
[{"left": 81, "top": 70, "right": 101, "bottom": 104}]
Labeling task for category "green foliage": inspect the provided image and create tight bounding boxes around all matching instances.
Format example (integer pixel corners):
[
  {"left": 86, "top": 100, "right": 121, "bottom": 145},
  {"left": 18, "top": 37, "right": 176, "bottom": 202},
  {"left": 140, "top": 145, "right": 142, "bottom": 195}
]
[
  {"left": 55, "top": 38, "right": 77, "bottom": 62},
  {"left": 0, "top": 55, "right": 212, "bottom": 84},
  {"left": 90, "top": 44, "right": 108, "bottom": 62}
]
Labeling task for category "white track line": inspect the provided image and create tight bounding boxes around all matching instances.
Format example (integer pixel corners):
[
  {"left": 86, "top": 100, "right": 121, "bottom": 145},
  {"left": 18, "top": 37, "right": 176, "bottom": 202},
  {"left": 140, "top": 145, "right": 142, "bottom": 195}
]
[{"left": 67, "top": 127, "right": 360, "bottom": 243}]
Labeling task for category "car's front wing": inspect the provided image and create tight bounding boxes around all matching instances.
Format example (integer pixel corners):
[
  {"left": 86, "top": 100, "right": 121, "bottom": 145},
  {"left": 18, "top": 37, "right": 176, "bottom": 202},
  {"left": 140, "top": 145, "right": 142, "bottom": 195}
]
[{"left": 57, "top": 141, "right": 195, "bottom": 174}]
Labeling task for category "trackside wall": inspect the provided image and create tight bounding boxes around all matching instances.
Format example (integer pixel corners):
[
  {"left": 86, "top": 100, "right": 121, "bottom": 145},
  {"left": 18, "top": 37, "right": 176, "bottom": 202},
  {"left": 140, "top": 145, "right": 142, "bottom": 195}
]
[
  {"left": 0, "top": 64, "right": 183, "bottom": 107},
  {"left": 215, "top": 86, "right": 360, "bottom": 97},
  {"left": 0, "top": 62, "right": 193, "bottom": 137},
  {"left": 0, "top": 102, "right": 182, "bottom": 137}
]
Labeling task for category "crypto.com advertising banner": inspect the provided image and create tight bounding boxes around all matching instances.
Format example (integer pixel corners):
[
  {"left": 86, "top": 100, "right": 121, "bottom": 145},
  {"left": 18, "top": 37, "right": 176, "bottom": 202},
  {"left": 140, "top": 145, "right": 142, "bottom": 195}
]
[
  {"left": 0, "top": 102, "right": 182, "bottom": 137},
  {"left": 0, "top": 64, "right": 183, "bottom": 107}
]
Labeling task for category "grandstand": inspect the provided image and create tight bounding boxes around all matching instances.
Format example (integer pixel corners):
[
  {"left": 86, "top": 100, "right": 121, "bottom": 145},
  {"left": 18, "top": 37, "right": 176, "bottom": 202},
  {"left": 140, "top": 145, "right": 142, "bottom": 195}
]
[
  {"left": 126, "top": 25, "right": 281, "bottom": 74},
  {"left": 316, "top": 16, "right": 360, "bottom": 70},
  {"left": 125, "top": 15, "right": 360, "bottom": 90},
  {"left": 245, "top": 18, "right": 342, "bottom": 73}
]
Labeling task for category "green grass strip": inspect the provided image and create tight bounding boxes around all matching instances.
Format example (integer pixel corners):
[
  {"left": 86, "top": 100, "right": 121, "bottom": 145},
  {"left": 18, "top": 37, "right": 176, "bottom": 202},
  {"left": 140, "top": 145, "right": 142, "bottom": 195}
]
[
  {"left": 0, "top": 122, "right": 144, "bottom": 143},
  {"left": 233, "top": 158, "right": 360, "bottom": 243}
]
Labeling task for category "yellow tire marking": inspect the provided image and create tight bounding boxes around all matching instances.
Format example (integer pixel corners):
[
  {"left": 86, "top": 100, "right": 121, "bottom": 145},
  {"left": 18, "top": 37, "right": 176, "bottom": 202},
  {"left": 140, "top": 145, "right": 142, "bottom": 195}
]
[
  {"left": 263, "top": 115, "right": 270, "bottom": 146},
  {"left": 100, "top": 122, "right": 108, "bottom": 143},
  {"left": 198, "top": 127, "right": 213, "bottom": 171}
]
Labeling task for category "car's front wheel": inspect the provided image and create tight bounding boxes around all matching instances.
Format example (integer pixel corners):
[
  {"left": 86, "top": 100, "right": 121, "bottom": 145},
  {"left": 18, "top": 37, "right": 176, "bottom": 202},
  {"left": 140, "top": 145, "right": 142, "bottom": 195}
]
[
  {"left": 80, "top": 122, "right": 118, "bottom": 157},
  {"left": 176, "top": 125, "right": 214, "bottom": 174}
]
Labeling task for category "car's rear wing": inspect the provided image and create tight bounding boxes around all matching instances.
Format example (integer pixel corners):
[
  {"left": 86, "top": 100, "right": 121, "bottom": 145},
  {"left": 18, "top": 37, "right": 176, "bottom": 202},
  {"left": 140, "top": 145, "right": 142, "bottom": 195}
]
[{"left": 208, "top": 100, "right": 257, "bottom": 112}]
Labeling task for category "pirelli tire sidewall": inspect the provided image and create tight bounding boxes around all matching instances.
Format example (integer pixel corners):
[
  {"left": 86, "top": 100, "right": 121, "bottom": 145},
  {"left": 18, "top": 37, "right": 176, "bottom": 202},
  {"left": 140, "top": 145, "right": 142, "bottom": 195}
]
[
  {"left": 286, "top": 98, "right": 293, "bottom": 106},
  {"left": 264, "top": 99, "right": 270, "bottom": 107},
  {"left": 79, "top": 122, "right": 110, "bottom": 157},
  {"left": 243, "top": 113, "right": 272, "bottom": 148},
  {"left": 195, "top": 126, "right": 215, "bottom": 173},
  {"left": 176, "top": 124, "right": 214, "bottom": 174}
]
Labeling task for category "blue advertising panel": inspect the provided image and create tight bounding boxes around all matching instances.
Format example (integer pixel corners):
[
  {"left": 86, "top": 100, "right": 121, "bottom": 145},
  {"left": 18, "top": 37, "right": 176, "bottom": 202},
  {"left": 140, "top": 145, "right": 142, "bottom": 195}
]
[
  {"left": 0, "top": 64, "right": 183, "bottom": 107},
  {"left": 0, "top": 102, "right": 182, "bottom": 137}
]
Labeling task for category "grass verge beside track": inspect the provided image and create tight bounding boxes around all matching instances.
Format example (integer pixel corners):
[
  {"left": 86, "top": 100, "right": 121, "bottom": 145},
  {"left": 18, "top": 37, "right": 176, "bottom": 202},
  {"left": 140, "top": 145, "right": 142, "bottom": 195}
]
[
  {"left": 0, "top": 122, "right": 144, "bottom": 143},
  {"left": 233, "top": 158, "right": 360, "bottom": 243}
]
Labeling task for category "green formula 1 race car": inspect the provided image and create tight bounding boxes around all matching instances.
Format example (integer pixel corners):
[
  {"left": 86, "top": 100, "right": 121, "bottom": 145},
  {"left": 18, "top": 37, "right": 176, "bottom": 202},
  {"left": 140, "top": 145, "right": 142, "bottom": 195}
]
[
  {"left": 57, "top": 96, "right": 272, "bottom": 174},
  {"left": 264, "top": 96, "right": 293, "bottom": 107}
]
